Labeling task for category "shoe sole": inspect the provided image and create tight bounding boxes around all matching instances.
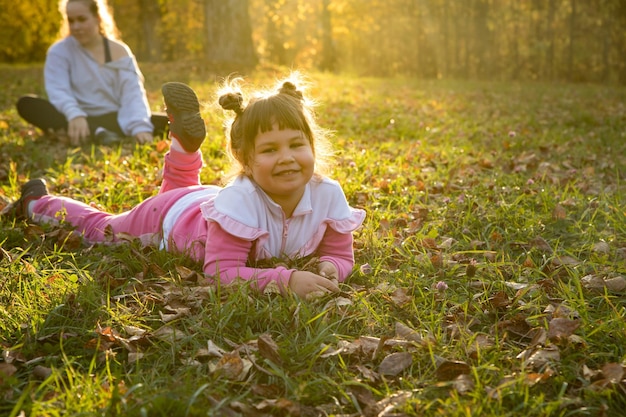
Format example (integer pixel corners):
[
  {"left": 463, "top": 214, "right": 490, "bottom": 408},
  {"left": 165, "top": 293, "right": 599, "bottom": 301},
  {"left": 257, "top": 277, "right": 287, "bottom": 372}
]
[
  {"left": 1, "top": 179, "right": 49, "bottom": 219},
  {"left": 161, "top": 82, "right": 206, "bottom": 150}
]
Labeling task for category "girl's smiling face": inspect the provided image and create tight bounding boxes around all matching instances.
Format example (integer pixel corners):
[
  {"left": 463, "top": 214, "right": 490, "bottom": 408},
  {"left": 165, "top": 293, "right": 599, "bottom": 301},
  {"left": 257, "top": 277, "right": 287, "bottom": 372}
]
[
  {"left": 66, "top": 1, "right": 101, "bottom": 46},
  {"left": 249, "top": 125, "right": 314, "bottom": 215}
]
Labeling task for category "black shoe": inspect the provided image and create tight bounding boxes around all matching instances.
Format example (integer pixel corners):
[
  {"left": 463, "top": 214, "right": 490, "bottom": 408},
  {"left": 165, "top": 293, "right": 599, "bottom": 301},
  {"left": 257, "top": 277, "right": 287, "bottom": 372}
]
[
  {"left": 1, "top": 179, "right": 49, "bottom": 220},
  {"left": 161, "top": 82, "right": 206, "bottom": 152},
  {"left": 94, "top": 128, "right": 123, "bottom": 145}
]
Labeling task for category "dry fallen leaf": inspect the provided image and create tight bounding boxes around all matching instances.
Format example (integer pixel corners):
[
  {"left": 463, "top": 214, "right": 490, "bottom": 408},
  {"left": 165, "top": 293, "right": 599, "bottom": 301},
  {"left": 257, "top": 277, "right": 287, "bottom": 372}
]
[
  {"left": 378, "top": 352, "right": 413, "bottom": 377},
  {"left": 212, "top": 351, "right": 251, "bottom": 381},
  {"left": 435, "top": 360, "right": 471, "bottom": 381},
  {"left": 517, "top": 346, "right": 560, "bottom": 370},
  {"left": 453, "top": 373, "right": 475, "bottom": 395},
  {"left": 395, "top": 322, "right": 422, "bottom": 343},
  {"left": 552, "top": 204, "right": 567, "bottom": 220},
  {"left": 257, "top": 333, "right": 282, "bottom": 365},
  {"left": 390, "top": 287, "right": 411, "bottom": 306},
  {"left": 547, "top": 318, "right": 581, "bottom": 342},
  {"left": 600, "top": 363, "right": 625, "bottom": 384},
  {"left": 592, "top": 241, "right": 610, "bottom": 254},
  {"left": 0, "top": 362, "right": 17, "bottom": 381},
  {"left": 581, "top": 274, "right": 626, "bottom": 293}
]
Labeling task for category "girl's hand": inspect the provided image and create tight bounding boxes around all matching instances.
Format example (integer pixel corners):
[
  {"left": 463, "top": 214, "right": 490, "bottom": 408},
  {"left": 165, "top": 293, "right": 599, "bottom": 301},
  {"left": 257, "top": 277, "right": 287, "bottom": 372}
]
[
  {"left": 67, "top": 117, "right": 90, "bottom": 145},
  {"left": 289, "top": 271, "right": 340, "bottom": 299},
  {"left": 135, "top": 131, "right": 154, "bottom": 144},
  {"left": 318, "top": 261, "right": 338, "bottom": 282}
]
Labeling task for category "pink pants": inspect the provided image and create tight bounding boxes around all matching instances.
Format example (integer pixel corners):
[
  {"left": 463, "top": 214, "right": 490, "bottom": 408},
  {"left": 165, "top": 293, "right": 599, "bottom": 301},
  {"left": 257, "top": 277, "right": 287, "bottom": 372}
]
[{"left": 32, "top": 149, "right": 205, "bottom": 245}]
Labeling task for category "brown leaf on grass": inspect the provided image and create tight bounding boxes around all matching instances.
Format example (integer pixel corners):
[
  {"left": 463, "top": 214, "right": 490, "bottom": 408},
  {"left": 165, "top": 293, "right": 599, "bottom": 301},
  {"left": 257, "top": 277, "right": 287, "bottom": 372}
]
[
  {"left": 0, "top": 362, "right": 17, "bottom": 380},
  {"left": 486, "top": 290, "right": 511, "bottom": 310},
  {"left": 175, "top": 265, "right": 200, "bottom": 282},
  {"left": 530, "top": 236, "right": 553, "bottom": 254},
  {"left": 378, "top": 352, "right": 413, "bottom": 377},
  {"left": 522, "top": 256, "right": 536, "bottom": 268},
  {"left": 45, "top": 228, "right": 83, "bottom": 250},
  {"left": 517, "top": 345, "right": 560, "bottom": 370},
  {"left": 355, "top": 364, "right": 380, "bottom": 383},
  {"left": 600, "top": 363, "right": 624, "bottom": 384},
  {"left": 390, "top": 287, "right": 411, "bottom": 306},
  {"left": 527, "top": 327, "right": 548, "bottom": 348},
  {"left": 544, "top": 304, "right": 580, "bottom": 320},
  {"left": 592, "top": 241, "right": 611, "bottom": 254},
  {"left": 32, "top": 365, "right": 52, "bottom": 380},
  {"left": 212, "top": 351, "right": 251, "bottom": 381},
  {"left": 369, "top": 390, "right": 412, "bottom": 417},
  {"left": 525, "top": 368, "right": 555, "bottom": 386},
  {"left": 430, "top": 253, "right": 444, "bottom": 268},
  {"left": 453, "top": 374, "right": 475, "bottom": 395},
  {"left": 552, "top": 204, "right": 567, "bottom": 220},
  {"left": 496, "top": 314, "right": 533, "bottom": 340},
  {"left": 395, "top": 322, "right": 423, "bottom": 343},
  {"left": 254, "top": 398, "right": 301, "bottom": 416},
  {"left": 551, "top": 255, "right": 579, "bottom": 268},
  {"left": 420, "top": 237, "right": 439, "bottom": 250},
  {"left": 587, "top": 363, "right": 626, "bottom": 391},
  {"left": 155, "top": 139, "right": 169, "bottom": 153},
  {"left": 547, "top": 318, "right": 581, "bottom": 342},
  {"left": 467, "top": 334, "right": 495, "bottom": 359},
  {"left": 257, "top": 333, "right": 282, "bottom": 365},
  {"left": 581, "top": 274, "right": 626, "bottom": 293},
  {"left": 435, "top": 360, "right": 471, "bottom": 381},
  {"left": 152, "top": 325, "right": 186, "bottom": 343}
]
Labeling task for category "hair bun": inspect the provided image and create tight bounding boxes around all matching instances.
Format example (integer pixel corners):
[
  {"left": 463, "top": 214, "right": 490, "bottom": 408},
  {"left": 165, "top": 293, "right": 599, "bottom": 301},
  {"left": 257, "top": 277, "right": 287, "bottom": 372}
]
[
  {"left": 219, "top": 92, "right": 244, "bottom": 115},
  {"left": 279, "top": 81, "right": 303, "bottom": 100}
]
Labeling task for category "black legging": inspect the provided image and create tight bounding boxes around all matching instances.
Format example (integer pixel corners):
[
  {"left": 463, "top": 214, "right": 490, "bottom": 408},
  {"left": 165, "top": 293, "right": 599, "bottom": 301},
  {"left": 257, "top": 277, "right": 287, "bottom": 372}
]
[{"left": 16, "top": 95, "right": 169, "bottom": 139}]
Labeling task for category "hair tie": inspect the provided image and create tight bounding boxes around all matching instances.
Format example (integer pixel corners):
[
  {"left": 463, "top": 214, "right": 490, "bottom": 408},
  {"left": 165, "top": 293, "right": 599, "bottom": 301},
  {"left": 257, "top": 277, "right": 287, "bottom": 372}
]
[
  {"left": 219, "top": 92, "right": 244, "bottom": 115},
  {"left": 279, "top": 81, "right": 303, "bottom": 100}
]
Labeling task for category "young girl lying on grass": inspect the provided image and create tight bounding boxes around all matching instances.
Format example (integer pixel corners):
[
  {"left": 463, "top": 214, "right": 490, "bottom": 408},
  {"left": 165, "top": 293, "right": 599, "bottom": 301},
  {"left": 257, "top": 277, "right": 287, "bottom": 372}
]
[{"left": 7, "top": 75, "right": 365, "bottom": 299}]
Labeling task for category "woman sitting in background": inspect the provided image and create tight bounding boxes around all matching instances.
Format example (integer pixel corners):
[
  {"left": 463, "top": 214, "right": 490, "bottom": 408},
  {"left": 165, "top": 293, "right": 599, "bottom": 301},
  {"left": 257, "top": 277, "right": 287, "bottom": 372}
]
[{"left": 16, "top": 0, "right": 168, "bottom": 146}]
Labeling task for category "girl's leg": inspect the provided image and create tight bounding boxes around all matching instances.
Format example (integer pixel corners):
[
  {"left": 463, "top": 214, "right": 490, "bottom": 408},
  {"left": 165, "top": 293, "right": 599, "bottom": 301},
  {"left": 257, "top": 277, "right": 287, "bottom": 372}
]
[
  {"left": 16, "top": 95, "right": 67, "bottom": 132},
  {"left": 158, "top": 82, "right": 206, "bottom": 193},
  {"left": 160, "top": 149, "right": 203, "bottom": 193},
  {"left": 32, "top": 187, "right": 204, "bottom": 245}
]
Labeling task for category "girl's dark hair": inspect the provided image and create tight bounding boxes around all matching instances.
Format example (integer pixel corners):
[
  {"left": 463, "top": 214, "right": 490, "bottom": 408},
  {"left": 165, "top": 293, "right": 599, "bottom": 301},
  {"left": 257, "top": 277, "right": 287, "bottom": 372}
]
[{"left": 218, "top": 74, "right": 332, "bottom": 180}]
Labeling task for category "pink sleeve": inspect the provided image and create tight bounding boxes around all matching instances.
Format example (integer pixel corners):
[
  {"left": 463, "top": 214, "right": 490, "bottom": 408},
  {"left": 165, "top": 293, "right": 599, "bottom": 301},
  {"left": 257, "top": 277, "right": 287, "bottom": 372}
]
[
  {"left": 203, "top": 222, "right": 294, "bottom": 293},
  {"left": 316, "top": 226, "right": 356, "bottom": 282}
]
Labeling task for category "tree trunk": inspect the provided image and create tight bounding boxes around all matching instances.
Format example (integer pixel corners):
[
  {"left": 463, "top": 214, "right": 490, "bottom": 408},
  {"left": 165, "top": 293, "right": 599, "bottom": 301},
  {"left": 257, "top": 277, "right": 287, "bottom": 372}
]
[
  {"left": 319, "top": 0, "right": 336, "bottom": 72},
  {"left": 138, "top": 0, "right": 162, "bottom": 61},
  {"left": 568, "top": 0, "right": 576, "bottom": 81},
  {"left": 546, "top": 0, "right": 556, "bottom": 80},
  {"left": 203, "top": 0, "right": 258, "bottom": 70}
]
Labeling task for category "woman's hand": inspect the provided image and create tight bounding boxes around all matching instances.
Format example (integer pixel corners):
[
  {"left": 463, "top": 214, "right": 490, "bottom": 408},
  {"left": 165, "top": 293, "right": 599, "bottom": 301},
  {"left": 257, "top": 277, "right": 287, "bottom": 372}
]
[
  {"left": 67, "top": 117, "right": 90, "bottom": 145},
  {"left": 289, "top": 271, "right": 340, "bottom": 299},
  {"left": 135, "top": 131, "right": 154, "bottom": 144}
]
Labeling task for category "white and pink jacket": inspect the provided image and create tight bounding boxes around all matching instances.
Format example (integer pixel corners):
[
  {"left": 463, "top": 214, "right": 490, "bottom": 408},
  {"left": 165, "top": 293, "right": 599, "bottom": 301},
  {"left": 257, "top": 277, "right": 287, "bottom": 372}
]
[{"left": 31, "top": 148, "right": 365, "bottom": 292}]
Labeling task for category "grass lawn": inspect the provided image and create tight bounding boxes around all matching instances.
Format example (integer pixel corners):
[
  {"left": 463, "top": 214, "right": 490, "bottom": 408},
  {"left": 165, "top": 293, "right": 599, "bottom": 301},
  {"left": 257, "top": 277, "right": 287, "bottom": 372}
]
[{"left": 1, "top": 63, "right": 626, "bottom": 416}]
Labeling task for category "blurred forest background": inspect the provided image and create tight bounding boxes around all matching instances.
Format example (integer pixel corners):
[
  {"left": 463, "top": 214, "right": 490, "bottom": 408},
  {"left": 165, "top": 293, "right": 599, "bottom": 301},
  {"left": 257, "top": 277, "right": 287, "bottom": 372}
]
[{"left": 2, "top": 0, "right": 626, "bottom": 84}]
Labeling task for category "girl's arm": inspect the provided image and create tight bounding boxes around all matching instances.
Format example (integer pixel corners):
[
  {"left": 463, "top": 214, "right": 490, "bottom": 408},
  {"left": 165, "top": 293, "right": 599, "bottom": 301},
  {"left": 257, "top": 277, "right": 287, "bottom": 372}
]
[
  {"left": 202, "top": 222, "right": 344, "bottom": 297},
  {"left": 203, "top": 222, "right": 294, "bottom": 293},
  {"left": 315, "top": 226, "right": 356, "bottom": 282}
]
